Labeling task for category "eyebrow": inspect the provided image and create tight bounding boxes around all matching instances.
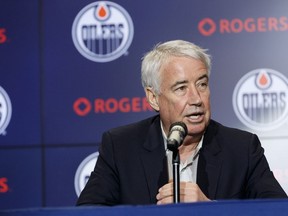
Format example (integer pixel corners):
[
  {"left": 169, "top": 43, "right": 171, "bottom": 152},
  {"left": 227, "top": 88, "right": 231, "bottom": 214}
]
[
  {"left": 171, "top": 80, "right": 188, "bottom": 89},
  {"left": 198, "top": 74, "right": 209, "bottom": 81},
  {"left": 171, "top": 74, "right": 209, "bottom": 89}
]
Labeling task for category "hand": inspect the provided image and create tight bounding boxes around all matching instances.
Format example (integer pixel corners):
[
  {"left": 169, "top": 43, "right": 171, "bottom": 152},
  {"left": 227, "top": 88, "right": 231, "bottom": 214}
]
[{"left": 156, "top": 181, "right": 210, "bottom": 205}]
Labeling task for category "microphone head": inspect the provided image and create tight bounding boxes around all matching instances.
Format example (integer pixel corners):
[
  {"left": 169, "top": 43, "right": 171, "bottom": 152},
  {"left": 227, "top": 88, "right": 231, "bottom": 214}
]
[
  {"left": 169, "top": 122, "right": 188, "bottom": 136},
  {"left": 167, "top": 121, "right": 188, "bottom": 151}
]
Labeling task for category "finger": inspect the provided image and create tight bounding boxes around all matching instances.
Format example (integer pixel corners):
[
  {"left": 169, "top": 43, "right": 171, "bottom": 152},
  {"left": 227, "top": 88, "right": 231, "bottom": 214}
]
[
  {"left": 180, "top": 182, "right": 198, "bottom": 192},
  {"left": 157, "top": 196, "right": 173, "bottom": 205},
  {"left": 179, "top": 181, "right": 197, "bottom": 188},
  {"left": 157, "top": 188, "right": 173, "bottom": 200},
  {"left": 158, "top": 182, "right": 173, "bottom": 192}
]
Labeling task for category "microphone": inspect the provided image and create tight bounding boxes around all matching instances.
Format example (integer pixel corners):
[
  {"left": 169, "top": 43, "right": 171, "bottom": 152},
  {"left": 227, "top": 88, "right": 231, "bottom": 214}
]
[{"left": 167, "top": 122, "right": 188, "bottom": 152}]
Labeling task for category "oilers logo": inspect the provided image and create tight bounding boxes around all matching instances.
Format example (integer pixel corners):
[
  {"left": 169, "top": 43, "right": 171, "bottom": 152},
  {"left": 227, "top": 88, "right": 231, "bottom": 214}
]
[
  {"left": 233, "top": 68, "right": 288, "bottom": 131},
  {"left": 0, "top": 86, "right": 12, "bottom": 135},
  {"left": 72, "top": 1, "right": 134, "bottom": 62},
  {"left": 74, "top": 152, "right": 99, "bottom": 196}
]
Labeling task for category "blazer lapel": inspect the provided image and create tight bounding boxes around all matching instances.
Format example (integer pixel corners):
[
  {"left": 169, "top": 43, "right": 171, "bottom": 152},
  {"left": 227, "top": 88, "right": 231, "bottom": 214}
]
[
  {"left": 197, "top": 120, "right": 223, "bottom": 200},
  {"left": 140, "top": 117, "right": 168, "bottom": 203},
  {"left": 139, "top": 118, "right": 223, "bottom": 202}
]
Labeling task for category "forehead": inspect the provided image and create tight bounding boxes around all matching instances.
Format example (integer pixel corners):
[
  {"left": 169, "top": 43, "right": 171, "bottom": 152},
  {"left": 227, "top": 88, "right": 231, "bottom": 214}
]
[{"left": 160, "top": 56, "right": 208, "bottom": 79}]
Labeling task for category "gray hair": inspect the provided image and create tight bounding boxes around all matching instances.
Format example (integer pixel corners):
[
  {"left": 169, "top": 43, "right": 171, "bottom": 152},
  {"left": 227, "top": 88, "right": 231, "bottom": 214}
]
[{"left": 141, "top": 40, "right": 211, "bottom": 94}]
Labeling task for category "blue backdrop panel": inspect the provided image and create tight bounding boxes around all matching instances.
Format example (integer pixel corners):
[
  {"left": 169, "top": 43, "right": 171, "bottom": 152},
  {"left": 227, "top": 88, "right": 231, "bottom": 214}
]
[
  {"left": 0, "top": 0, "right": 41, "bottom": 146},
  {"left": 44, "top": 146, "right": 99, "bottom": 206},
  {"left": 0, "top": 148, "right": 42, "bottom": 209},
  {"left": 191, "top": 0, "right": 288, "bottom": 137},
  {"left": 42, "top": 0, "right": 157, "bottom": 145}
]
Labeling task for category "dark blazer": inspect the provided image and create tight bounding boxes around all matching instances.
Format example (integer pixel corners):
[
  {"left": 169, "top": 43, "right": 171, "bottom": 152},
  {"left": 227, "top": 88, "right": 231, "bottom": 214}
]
[{"left": 77, "top": 115, "right": 287, "bottom": 206}]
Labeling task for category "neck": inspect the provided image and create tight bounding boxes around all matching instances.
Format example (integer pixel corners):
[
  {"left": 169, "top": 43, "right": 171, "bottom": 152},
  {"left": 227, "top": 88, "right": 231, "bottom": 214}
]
[
  {"left": 178, "top": 135, "right": 202, "bottom": 160},
  {"left": 179, "top": 141, "right": 198, "bottom": 153},
  {"left": 183, "top": 133, "right": 202, "bottom": 146}
]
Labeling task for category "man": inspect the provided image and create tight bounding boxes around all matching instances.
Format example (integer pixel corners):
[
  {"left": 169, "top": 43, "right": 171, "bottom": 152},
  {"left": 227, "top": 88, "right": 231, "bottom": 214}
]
[{"left": 77, "top": 40, "right": 287, "bottom": 206}]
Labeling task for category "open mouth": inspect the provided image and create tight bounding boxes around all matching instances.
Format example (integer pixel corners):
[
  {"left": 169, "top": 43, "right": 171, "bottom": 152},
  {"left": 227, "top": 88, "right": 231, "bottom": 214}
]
[{"left": 186, "top": 112, "right": 204, "bottom": 121}]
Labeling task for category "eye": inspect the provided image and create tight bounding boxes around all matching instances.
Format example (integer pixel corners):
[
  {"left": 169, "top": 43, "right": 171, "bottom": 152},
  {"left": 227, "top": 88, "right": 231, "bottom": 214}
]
[
  {"left": 197, "top": 80, "right": 208, "bottom": 91},
  {"left": 171, "top": 81, "right": 189, "bottom": 95},
  {"left": 174, "top": 85, "right": 187, "bottom": 95},
  {"left": 176, "top": 85, "right": 186, "bottom": 91}
]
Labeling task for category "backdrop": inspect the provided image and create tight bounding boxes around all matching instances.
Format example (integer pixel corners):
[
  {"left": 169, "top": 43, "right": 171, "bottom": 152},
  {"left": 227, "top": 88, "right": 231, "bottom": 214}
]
[{"left": 1, "top": 0, "right": 288, "bottom": 210}]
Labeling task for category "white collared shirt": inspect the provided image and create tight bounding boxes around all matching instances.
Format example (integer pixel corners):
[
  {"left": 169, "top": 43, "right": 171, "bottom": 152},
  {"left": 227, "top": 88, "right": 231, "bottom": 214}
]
[{"left": 160, "top": 121, "right": 203, "bottom": 183}]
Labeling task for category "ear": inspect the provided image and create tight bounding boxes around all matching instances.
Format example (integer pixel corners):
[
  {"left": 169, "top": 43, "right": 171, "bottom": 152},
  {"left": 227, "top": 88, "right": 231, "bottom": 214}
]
[{"left": 145, "top": 87, "right": 160, "bottom": 111}]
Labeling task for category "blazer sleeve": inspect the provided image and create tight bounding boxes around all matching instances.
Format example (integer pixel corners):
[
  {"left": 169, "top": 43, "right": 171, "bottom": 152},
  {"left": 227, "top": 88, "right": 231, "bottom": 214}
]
[
  {"left": 76, "top": 131, "right": 120, "bottom": 206},
  {"left": 246, "top": 134, "right": 287, "bottom": 198}
]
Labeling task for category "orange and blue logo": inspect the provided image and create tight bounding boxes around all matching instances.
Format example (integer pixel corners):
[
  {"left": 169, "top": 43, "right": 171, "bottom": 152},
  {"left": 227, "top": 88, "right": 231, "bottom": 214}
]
[
  {"left": 233, "top": 68, "right": 288, "bottom": 131},
  {"left": 72, "top": 1, "right": 134, "bottom": 63}
]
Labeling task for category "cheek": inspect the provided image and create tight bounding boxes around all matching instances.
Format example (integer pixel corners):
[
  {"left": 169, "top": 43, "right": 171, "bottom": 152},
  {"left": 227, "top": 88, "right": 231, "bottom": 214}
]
[
  {"left": 202, "top": 92, "right": 211, "bottom": 107},
  {"left": 159, "top": 97, "right": 183, "bottom": 112},
  {"left": 204, "top": 97, "right": 211, "bottom": 117},
  {"left": 204, "top": 97, "right": 210, "bottom": 108}
]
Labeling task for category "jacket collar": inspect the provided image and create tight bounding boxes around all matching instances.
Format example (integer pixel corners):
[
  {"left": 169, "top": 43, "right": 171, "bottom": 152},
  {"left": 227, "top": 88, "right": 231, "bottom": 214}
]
[
  {"left": 141, "top": 115, "right": 168, "bottom": 203},
  {"left": 140, "top": 116, "right": 223, "bottom": 201},
  {"left": 197, "top": 120, "right": 223, "bottom": 199}
]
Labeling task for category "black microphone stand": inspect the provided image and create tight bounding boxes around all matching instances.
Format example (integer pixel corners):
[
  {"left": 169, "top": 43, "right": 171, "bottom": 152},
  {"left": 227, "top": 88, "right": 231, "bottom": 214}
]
[
  {"left": 172, "top": 148, "right": 180, "bottom": 203},
  {"left": 167, "top": 140, "right": 180, "bottom": 203}
]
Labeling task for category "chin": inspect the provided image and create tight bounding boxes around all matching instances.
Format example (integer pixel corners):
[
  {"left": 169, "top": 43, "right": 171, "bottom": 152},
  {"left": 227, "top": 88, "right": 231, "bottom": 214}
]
[{"left": 187, "top": 124, "right": 206, "bottom": 136}]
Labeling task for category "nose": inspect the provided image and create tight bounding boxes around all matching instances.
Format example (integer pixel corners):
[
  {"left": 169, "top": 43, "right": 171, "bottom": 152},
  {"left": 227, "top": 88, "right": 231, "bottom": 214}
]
[{"left": 187, "top": 86, "right": 202, "bottom": 106}]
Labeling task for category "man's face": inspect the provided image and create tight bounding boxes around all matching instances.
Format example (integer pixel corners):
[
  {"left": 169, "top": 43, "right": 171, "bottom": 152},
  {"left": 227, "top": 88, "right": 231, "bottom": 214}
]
[{"left": 152, "top": 56, "right": 211, "bottom": 139}]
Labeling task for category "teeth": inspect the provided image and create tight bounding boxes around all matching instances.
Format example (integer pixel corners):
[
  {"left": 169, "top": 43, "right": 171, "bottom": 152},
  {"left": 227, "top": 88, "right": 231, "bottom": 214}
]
[{"left": 189, "top": 115, "right": 200, "bottom": 119}]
